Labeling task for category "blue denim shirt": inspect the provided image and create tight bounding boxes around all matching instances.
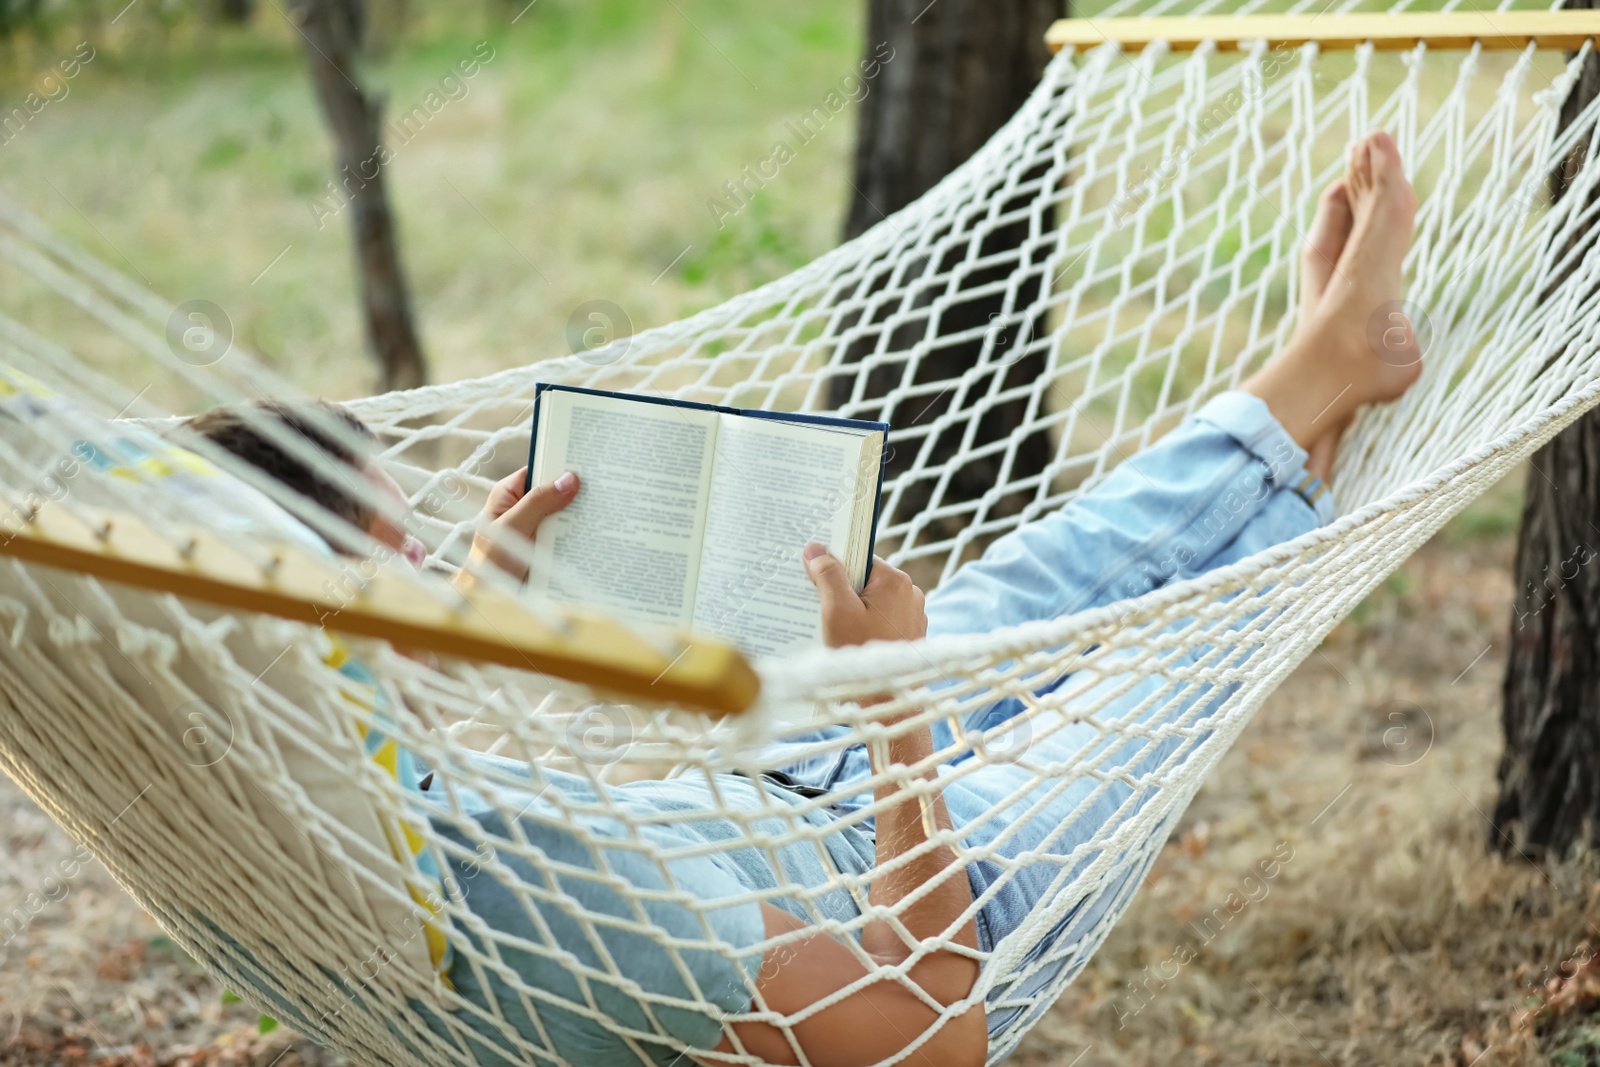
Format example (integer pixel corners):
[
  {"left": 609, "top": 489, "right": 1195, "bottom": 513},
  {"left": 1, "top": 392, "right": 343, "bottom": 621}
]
[{"left": 422, "top": 391, "right": 1333, "bottom": 1064}]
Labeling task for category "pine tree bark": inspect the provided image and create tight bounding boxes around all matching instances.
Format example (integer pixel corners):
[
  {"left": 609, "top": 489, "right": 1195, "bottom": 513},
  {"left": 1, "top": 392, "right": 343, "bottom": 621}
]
[
  {"left": 832, "top": 0, "right": 1064, "bottom": 527},
  {"left": 293, "top": 0, "right": 427, "bottom": 392},
  {"left": 1494, "top": 0, "right": 1600, "bottom": 857}
]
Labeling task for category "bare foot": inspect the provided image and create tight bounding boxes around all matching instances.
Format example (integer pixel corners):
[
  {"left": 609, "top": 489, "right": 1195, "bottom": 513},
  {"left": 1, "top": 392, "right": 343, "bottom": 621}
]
[
  {"left": 1242, "top": 130, "right": 1422, "bottom": 453},
  {"left": 1300, "top": 179, "right": 1353, "bottom": 323},
  {"left": 1326, "top": 130, "right": 1423, "bottom": 404},
  {"left": 1297, "top": 182, "right": 1355, "bottom": 482}
]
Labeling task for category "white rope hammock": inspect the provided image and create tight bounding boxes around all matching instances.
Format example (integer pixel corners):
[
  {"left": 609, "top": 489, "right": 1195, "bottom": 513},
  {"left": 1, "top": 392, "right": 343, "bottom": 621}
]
[{"left": 0, "top": 5, "right": 1599, "bottom": 1064}]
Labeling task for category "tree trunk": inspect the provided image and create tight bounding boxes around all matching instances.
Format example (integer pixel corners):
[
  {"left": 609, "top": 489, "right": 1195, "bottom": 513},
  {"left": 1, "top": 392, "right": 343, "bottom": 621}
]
[
  {"left": 832, "top": 0, "right": 1063, "bottom": 533},
  {"left": 1494, "top": 0, "right": 1600, "bottom": 857},
  {"left": 0, "top": 0, "right": 43, "bottom": 37},
  {"left": 293, "top": 0, "right": 427, "bottom": 392},
  {"left": 844, "top": 0, "right": 1060, "bottom": 240},
  {"left": 216, "top": 0, "right": 255, "bottom": 24}
]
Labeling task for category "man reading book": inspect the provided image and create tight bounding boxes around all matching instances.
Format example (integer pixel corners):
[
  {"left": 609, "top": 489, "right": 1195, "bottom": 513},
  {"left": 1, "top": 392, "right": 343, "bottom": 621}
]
[
  {"left": 524, "top": 383, "right": 889, "bottom": 656},
  {"left": 192, "top": 133, "right": 1418, "bottom": 1067}
]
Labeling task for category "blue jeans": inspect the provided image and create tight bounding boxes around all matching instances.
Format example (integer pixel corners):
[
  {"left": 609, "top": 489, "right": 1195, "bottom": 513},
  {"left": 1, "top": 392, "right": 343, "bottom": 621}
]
[
  {"left": 764, "top": 390, "right": 1332, "bottom": 1033},
  {"left": 419, "top": 391, "right": 1334, "bottom": 1063}
]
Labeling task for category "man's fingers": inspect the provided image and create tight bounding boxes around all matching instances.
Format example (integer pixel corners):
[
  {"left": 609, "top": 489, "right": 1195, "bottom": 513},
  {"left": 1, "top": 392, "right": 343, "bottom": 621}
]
[
  {"left": 863, "top": 558, "right": 912, "bottom": 597},
  {"left": 804, "top": 543, "right": 857, "bottom": 616},
  {"left": 482, "top": 468, "right": 531, "bottom": 519},
  {"left": 497, "top": 471, "right": 579, "bottom": 538},
  {"left": 497, "top": 468, "right": 531, "bottom": 499}
]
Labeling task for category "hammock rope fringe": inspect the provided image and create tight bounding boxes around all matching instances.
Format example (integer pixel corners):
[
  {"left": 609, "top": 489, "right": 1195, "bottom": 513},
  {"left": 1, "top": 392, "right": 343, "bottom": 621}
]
[{"left": 0, "top": 9, "right": 1597, "bottom": 1065}]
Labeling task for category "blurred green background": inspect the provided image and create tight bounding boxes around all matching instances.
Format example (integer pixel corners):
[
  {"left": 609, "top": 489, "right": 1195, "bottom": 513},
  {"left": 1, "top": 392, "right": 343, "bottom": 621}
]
[
  {"left": 0, "top": 0, "right": 889, "bottom": 398},
  {"left": 0, "top": 6, "right": 1559, "bottom": 1065}
]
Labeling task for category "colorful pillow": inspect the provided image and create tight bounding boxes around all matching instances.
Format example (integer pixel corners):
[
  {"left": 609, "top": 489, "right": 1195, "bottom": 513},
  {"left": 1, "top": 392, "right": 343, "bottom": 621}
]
[{"left": 0, "top": 364, "right": 452, "bottom": 983}]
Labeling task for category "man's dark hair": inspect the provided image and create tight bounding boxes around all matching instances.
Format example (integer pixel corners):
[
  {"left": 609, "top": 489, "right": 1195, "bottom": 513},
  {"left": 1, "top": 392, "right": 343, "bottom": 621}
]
[{"left": 184, "top": 399, "right": 378, "bottom": 534}]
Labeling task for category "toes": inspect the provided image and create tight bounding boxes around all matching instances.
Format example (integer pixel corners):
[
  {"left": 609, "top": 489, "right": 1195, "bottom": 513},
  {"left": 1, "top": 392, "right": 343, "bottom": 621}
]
[
  {"left": 1354, "top": 129, "right": 1418, "bottom": 225},
  {"left": 1302, "top": 180, "right": 1354, "bottom": 309},
  {"left": 1313, "top": 182, "right": 1353, "bottom": 240},
  {"left": 1343, "top": 131, "right": 1410, "bottom": 219},
  {"left": 1367, "top": 130, "right": 1405, "bottom": 188}
]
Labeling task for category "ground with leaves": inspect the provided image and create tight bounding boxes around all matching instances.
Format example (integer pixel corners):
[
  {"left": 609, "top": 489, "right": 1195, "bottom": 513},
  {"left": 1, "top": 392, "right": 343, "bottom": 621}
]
[
  {"left": 1024, "top": 476, "right": 1600, "bottom": 1067},
  {"left": 3, "top": 477, "right": 1599, "bottom": 1065},
  {"left": 0, "top": 2, "right": 1595, "bottom": 1064}
]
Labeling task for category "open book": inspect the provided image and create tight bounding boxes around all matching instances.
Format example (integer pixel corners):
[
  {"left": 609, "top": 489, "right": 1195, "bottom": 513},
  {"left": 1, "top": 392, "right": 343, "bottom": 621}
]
[{"left": 524, "top": 385, "right": 888, "bottom": 659}]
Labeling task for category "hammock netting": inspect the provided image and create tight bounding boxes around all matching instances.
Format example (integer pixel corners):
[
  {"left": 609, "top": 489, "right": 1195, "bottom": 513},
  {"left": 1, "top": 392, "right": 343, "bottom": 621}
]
[{"left": 2, "top": 2, "right": 1600, "bottom": 1064}]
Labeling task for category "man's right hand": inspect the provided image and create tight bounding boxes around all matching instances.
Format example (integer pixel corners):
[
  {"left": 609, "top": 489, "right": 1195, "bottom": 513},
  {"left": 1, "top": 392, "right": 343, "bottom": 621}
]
[
  {"left": 455, "top": 468, "right": 579, "bottom": 588},
  {"left": 804, "top": 544, "right": 927, "bottom": 648}
]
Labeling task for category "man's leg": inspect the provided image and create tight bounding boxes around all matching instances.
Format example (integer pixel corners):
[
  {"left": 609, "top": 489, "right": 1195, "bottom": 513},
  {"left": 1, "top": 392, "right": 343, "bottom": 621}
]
[
  {"left": 923, "top": 388, "right": 1331, "bottom": 639},
  {"left": 922, "top": 126, "right": 1426, "bottom": 640},
  {"left": 775, "top": 132, "right": 1419, "bottom": 800},
  {"left": 947, "top": 131, "right": 1424, "bottom": 1011}
]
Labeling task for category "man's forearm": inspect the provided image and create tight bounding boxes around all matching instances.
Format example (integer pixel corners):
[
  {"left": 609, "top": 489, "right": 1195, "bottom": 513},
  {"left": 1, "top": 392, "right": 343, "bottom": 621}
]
[{"left": 863, "top": 718, "right": 979, "bottom": 988}]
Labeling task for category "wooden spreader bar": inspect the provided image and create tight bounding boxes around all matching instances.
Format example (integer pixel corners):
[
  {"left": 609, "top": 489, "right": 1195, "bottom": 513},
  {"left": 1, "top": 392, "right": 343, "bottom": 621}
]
[
  {"left": 1, "top": 502, "right": 760, "bottom": 717},
  {"left": 1046, "top": 11, "right": 1600, "bottom": 54}
]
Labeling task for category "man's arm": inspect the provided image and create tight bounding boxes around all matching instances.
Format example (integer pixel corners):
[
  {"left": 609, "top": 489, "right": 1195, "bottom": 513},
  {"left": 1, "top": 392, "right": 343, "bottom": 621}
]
[
  {"left": 707, "top": 549, "right": 985, "bottom": 1067},
  {"left": 713, "top": 901, "right": 985, "bottom": 1067},
  {"left": 861, "top": 695, "right": 980, "bottom": 988}
]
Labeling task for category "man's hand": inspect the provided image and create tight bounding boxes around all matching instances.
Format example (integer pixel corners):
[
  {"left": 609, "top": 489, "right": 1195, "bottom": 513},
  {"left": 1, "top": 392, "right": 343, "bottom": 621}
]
[
  {"left": 804, "top": 543, "right": 927, "bottom": 648},
  {"left": 455, "top": 468, "right": 579, "bottom": 588}
]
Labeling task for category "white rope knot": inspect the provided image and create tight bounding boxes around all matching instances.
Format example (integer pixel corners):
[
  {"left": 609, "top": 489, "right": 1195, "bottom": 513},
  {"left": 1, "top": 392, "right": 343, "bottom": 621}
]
[{"left": 0, "top": 20, "right": 1594, "bottom": 1066}]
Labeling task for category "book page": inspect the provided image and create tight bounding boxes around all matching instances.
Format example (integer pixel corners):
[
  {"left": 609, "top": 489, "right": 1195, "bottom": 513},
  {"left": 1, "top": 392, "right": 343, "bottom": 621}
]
[
  {"left": 527, "top": 391, "right": 718, "bottom": 627},
  {"left": 691, "top": 416, "right": 874, "bottom": 658}
]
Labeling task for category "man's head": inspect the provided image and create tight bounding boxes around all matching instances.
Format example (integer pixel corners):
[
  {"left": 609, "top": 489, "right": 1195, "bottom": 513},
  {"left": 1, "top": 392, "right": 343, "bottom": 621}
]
[{"left": 184, "top": 399, "right": 424, "bottom": 567}]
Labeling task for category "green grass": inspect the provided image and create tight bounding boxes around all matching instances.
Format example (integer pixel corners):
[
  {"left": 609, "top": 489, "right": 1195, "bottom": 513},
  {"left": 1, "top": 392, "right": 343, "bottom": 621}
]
[
  {"left": 1347, "top": 564, "right": 1418, "bottom": 627},
  {"left": 1551, "top": 1019, "right": 1600, "bottom": 1067},
  {"left": 0, "top": 0, "right": 864, "bottom": 404},
  {"left": 0, "top": 1, "right": 1571, "bottom": 450},
  {"left": 1443, "top": 466, "right": 1527, "bottom": 546}
]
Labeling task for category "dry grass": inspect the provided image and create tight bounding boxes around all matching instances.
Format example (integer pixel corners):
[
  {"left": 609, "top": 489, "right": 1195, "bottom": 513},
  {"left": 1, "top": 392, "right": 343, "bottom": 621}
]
[
  {"left": 1019, "top": 476, "right": 1600, "bottom": 1067},
  {"left": 0, "top": 806, "right": 339, "bottom": 1064},
  {"left": 6, "top": 475, "right": 1600, "bottom": 1065},
  {"left": 1, "top": 4, "right": 1597, "bottom": 1065}
]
